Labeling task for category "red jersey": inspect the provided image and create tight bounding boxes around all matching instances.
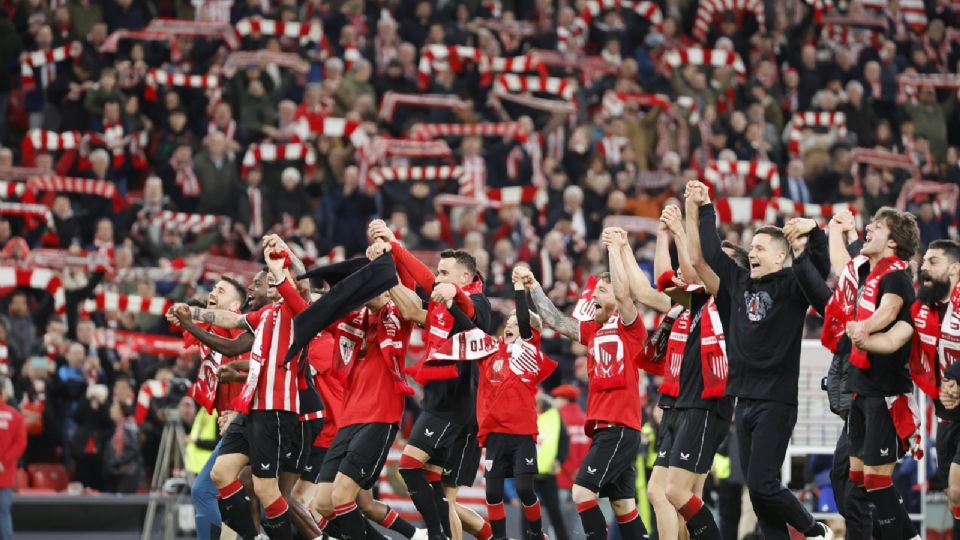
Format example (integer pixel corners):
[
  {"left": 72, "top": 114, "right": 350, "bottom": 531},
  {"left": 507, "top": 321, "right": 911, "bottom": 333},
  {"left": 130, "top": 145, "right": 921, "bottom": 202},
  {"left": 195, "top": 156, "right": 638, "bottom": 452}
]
[
  {"left": 236, "top": 279, "right": 308, "bottom": 414},
  {"left": 308, "top": 331, "right": 344, "bottom": 447},
  {"left": 185, "top": 324, "right": 248, "bottom": 413},
  {"left": 0, "top": 402, "right": 26, "bottom": 488},
  {"left": 579, "top": 316, "right": 647, "bottom": 432},
  {"left": 338, "top": 307, "right": 411, "bottom": 427},
  {"left": 476, "top": 332, "right": 555, "bottom": 446}
]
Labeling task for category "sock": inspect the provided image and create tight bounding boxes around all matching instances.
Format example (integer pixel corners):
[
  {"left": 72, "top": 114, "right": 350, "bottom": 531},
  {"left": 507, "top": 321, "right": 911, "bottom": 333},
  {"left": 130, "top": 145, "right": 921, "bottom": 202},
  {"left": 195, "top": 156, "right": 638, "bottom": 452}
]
[
  {"left": 849, "top": 470, "right": 864, "bottom": 486},
  {"left": 379, "top": 506, "right": 416, "bottom": 538},
  {"left": 802, "top": 521, "right": 826, "bottom": 537},
  {"left": 865, "top": 474, "right": 904, "bottom": 540},
  {"left": 476, "top": 520, "right": 494, "bottom": 540},
  {"left": 488, "top": 501, "right": 507, "bottom": 539},
  {"left": 679, "top": 497, "right": 721, "bottom": 540},
  {"left": 426, "top": 472, "right": 451, "bottom": 537},
  {"left": 216, "top": 480, "right": 258, "bottom": 539},
  {"left": 615, "top": 507, "right": 649, "bottom": 540},
  {"left": 577, "top": 499, "right": 608, "bottom": 540},
  {"left": 951, "top": 504, "right": 960, "bottom": 540},
  {"left": 263, "top": 496, "right": 292, "bottom": 540},
  {"left": 398, "top": 456, "right": 444, "bottom": 538},
  {"left": 523, "top": 500, "right": 543, "bottom": 538},
  {"left": 334, "top": 502, "right": 367, "bottom": 540}
]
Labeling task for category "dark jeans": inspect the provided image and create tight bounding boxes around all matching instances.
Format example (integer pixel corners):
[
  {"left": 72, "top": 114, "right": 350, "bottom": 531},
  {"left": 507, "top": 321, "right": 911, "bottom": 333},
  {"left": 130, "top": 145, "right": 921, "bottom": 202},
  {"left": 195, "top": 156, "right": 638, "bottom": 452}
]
[
  {"left": 717, "top": 481, "right": 743, "bottom": 540},
  {"left": 736, "top": 398, "right": 816, "bottom": 540}
]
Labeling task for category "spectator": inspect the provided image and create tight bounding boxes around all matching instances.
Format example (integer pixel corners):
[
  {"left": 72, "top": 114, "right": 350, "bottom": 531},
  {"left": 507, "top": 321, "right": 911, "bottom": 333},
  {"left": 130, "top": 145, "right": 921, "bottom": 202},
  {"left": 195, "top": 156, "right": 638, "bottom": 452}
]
[
  {"left": 784, "top": 158, "right": 812, "bottom": 204},
  {"left": 5, "top": 292, "right": 37, "bottom": 372},
  {"left": 273, "top": 167, "right": 311, "bottom": 227},
  {"left": 193, "top": 131, "right": 238, "bottom": 216},
  {"left": 17, "top": 357, "right": 61, "bottom": 465},
  {"left": 69, "top": 382, "right": 111, "bottom": 490},
  {"left": 0, "top": 11, "right": 23, "bottom": 141},
  {"left": 105, "top": 0, "right": 145, "bottom": 33},
  {"left": 904, "top": 85, "right": 957, "bottom": 160},
  {"left": 0, "top": 376, "right": 26, "bottom": 540},
  {"left": 67, "top": 0, "right": 102, "bottom": 39},
  {"left": 102, "top": 400, "right": 143, "bottom": 493},
  {"left": 84, "top": 68, "right": 126, "bottom": 118}
]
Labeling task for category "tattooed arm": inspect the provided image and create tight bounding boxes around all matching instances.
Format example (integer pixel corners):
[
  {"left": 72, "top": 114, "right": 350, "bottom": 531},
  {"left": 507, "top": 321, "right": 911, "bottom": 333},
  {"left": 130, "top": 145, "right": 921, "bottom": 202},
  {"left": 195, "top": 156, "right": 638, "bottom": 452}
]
[
  {"left": 515, "top": 265, "right": 580, "bottom": 341},
  {"left": 176, "top": 304, "right": 248, "bottom": 329}
]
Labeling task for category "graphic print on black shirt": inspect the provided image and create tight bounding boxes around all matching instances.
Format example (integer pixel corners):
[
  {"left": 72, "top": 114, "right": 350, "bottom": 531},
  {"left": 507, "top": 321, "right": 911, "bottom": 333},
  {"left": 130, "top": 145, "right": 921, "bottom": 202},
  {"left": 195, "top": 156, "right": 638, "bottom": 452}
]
[
  {"left": 846, "top": 267, "right": 915, "bottom": 397},
  {"left": 934, "top": 303, "right": 960, "bottom": 421}
]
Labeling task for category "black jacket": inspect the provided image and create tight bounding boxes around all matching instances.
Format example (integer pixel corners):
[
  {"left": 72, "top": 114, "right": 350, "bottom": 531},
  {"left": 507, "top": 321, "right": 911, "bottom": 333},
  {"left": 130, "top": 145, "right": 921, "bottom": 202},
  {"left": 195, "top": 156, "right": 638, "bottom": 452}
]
[{"left": 698, "top": 203, "right": 829, "bottom": 404}]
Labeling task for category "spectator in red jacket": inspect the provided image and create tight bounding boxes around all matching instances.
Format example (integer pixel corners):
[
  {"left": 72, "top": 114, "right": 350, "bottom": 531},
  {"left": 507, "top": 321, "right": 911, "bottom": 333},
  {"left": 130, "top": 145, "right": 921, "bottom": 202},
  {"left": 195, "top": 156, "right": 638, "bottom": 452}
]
[{"left": 0, "top": 376, "right": 27, "bottom": 540}]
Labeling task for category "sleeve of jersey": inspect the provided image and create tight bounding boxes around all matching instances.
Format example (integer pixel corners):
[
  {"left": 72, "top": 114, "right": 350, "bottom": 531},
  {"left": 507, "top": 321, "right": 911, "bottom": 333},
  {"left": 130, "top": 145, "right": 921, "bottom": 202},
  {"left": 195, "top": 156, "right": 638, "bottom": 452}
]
[
  {"left": 452, "top": 285, "right": 476, "bottom": 319},
  {"left": 244, "top": 306, "right": 266, "bottom": 333},
  {"left": 619, "top": 316, "right": 656, "bottom": 373},
  {"left": 390, "top": 241, "right": 437, "bottom": 291},
  {"left": 881, "top": 272, "right": 917, "bottom": 323},
  {"left": 277, "top": 278, "right": 309, "bottom": 315}
]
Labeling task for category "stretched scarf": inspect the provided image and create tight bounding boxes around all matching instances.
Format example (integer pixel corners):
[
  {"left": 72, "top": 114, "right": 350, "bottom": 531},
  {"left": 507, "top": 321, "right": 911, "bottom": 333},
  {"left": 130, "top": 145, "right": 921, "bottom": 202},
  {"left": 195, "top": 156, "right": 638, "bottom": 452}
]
[
  {"left": 848, "top": 256, "right": 909, "bottom": 369},
  {"left": 406, "top": 278, "right": 484, "bottom": 384}
]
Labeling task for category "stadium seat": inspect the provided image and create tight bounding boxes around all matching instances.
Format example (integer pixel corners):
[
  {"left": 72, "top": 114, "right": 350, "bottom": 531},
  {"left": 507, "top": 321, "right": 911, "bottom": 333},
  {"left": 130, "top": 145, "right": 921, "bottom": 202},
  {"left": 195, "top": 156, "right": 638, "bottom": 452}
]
[{"left": 27, "top": 463, "right": 70, "bottom": 492}]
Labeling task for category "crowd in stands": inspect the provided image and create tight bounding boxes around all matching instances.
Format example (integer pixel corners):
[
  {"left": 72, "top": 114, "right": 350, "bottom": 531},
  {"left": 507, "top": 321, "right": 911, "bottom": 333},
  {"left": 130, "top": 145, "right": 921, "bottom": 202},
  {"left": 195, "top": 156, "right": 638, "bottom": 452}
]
[{"left": 0, "top": 0, "right": 959, "bottom": 532}]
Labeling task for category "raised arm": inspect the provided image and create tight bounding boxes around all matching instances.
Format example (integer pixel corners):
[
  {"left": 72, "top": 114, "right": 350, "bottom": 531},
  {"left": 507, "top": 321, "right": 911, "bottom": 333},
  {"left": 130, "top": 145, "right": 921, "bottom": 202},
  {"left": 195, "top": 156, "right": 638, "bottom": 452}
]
[
  {"left": 515, "top": 281, "right": 533, "bottom": 340},
  {"left": 828, "top": 211, "right": 856, "bottom": 275},
  {"left": 604, "top": 228, "right": 639, "bottom": 326},
  {"left": 620, "top": 239, "right": 672, "bottom": 314},
  {"left": 368, "top": 219, "right": 437, "bottom": 291},
  {"left": 390, "top": 284, "right": 427, "bottom": 325},
  {"left": 263, "top": 234, "right": 307, "bottom": 277},
  {"left": 516, "top": 266, "right": 580, "bottom": 341},
  {"left": 266, "top": 249, "right": 309, "bottom": 314},
  {"left": 684, "top": 194, "right": 720, "bottom": 294},
  {"left": 181, "top": 304, "right": 247, "bottom": 329},
  {"left": 686, "top": 181, "right": 745, "bottom": 286},
  {"left": 653, "top": 222, "right": 672, "bottom": 283},
  {"left": 789, "top": 248, "right": 833, "bottom": 315},
  {"left": 171, "top": 305, "right": 255, "bottom": 356}
]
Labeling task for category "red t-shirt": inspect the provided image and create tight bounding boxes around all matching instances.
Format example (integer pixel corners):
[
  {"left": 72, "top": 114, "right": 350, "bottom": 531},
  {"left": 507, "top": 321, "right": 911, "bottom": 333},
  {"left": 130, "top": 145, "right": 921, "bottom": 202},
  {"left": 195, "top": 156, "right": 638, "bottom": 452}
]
[
  {"left": 338, "top": 309, "right": 407, "bottom": 427},
  {"left": 185, "top": 323, "right": 248, "bottom": 413},
  {"left": 476, "top": 332, "right": 555, "bottom": 446},
  {"left": 579, "top": 316, "right": 647, "bottom": 432},
  {"left": 307, "top": 331, "right": 344, "bottom": 447},
  {"left": 240, "top": 279, "right": 306, "bottom": 413}
]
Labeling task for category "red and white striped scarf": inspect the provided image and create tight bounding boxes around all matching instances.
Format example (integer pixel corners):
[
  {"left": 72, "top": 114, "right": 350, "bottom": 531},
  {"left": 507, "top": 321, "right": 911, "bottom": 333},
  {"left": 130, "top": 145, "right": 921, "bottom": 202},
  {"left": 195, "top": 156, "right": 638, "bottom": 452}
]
[
  {"left": 223, "top": 51, "right": 310, "bottom": 77},
  {"left": 0, "top": 202, "right": 56, "bottom": 231},
  {"left": 0, "top": 181, "right": 25, "bottom": 199},
  {"left": 234, "top": 16, "right": 324, "bottom": 44},
  {"left": 147, "top": 210, "right": 221, "bottom": 234},
  {"left": 367, "top": 165, "right": 463, "bottom": 185},
  {"left": 493, "top": 74, "right": 577, "bottom": 100},
  {"left": 662, "top": 48, "right": 747, "bottom": 79},
  {"left": 170, "top": 154, "right": 200, "bottom": 197},
  {"left": 495, "top": 92, "right": 577, "bottom": 115},
  {"left": 692, "top": 0, "right": 765, "bottom": 43},
  {"left": 378, "top": 92, "right": 468, "bottom": 123},
  {"left": 144, "top": 69, "right": 220, "bottom": 102},
  {"left": 460, "top": 155, "right": 486, "bottom": 199},
  {"left": 409, "top": 122, "right": 519, "bottom": 141},
  {"left": 21, "top": 42, "right": 83, "bottom": 91},
  {"left": 82, "top": 291, "right": 173, "bottom": 317},
  {"left": 22, "top": 176, "right": 124, "bottom": 213},
  {"left": 0, "top": 267, "right": 65, "bottom": 314},
  {"left": 580, "top": 0, "right": 664, "bottom": 26},
  {"left": 241, "top": 142, "right": 317, "bottom": 177},
  {"left": 787, "top": 111, "right": 847, "bottom": 156},
  {"left": 897, "top": 73, "right": 960, "bottom": 103},
  {"left": 0, "top": 340, "right": 7, "bottom": 377},
  {"left": 709, "top": 197, "right": 857, "bottom": 225},
  {"left": 21, "top": 130, "right": 84, "bottom": 166},
  {"left": 597, "top": 135, "right": 628, "bottom": 166},
  {"left": 703, "top": 160, "right": 781, "bottom": 197},
  {"left": 134, "top": 379, "right": 170, "bottom": 424},
  {"left": 602, "top": 91, "right": 672, "bottom": 117}
]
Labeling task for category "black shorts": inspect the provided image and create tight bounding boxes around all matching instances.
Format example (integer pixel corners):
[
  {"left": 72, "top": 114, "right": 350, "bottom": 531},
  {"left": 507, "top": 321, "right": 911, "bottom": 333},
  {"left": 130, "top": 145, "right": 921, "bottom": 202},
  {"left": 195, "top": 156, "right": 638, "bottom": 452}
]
[
  {"left": 441, "top": 432, "right": 483, "bottom": 487},
  {"left": 653, "top": 408, "right": 679, "bottom": 469},
  {"left": 301, "top": 445, "right": 327, "bottom": 484},
  {"left": 483, "top": 433, "right": 539, "bottom": 479},
  {"left": 296, "top": 419, "right": 324, "bottom": 482},
  {"left": 319, "top": 423, "right": 398, "bottom": 489},
  {"left": 667, "top": 409, "right": 729, "bottom": 474},
  {"left": 247, "top": 410, "right": 303, "bottom": 478},
  {"left": 408, "top": 411, "right": 465, "bottom": 464},
  {"left": 575, "top": 426, "right": 641, "bottom": 500},
  {"left": 219, "top": 413, "right": 249, "bottom": 456},
  {"left": 936, "top": 420, "right": 960, "bottom": 483},
  {"left": 848, "top": 396, "right": 904, "bottom": 466}
]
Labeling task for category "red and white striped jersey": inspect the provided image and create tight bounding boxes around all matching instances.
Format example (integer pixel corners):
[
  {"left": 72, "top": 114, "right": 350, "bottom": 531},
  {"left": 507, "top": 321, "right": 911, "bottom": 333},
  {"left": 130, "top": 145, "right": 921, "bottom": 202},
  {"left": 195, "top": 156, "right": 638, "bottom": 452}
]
[{"left": 240, "top": 281, "right": 301, "bottom": 413}]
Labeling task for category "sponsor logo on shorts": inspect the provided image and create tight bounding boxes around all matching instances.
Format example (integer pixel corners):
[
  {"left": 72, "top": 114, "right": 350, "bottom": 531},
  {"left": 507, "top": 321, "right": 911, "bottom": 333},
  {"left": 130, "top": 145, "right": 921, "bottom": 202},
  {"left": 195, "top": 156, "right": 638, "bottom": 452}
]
[
  {"left": 680, "top": 453, "right": 690, "bottom": 461},
  {"left": 425, "top": 429, "right": 435, "bottom": 437},
  {"left": 360, "top": 468, "right": 367, "bottom": 477},
  {"left": 304, "top": 465, "right": 313, "bottom": 472},
  {"left": 443, "top": 468, "right": 452, "bottom": 475},
  {"left": 484, "top": 460, "right": 493, "bottom": 471},
  {"left": 880, "top": 448, "right": 889, "bottom": 457},
  {"left": 260, "top": 463, "right": 270, "bottom": 470},
  {"left": 525, "top": 458, "right": 535, "bottom": 465},
  {"left": 586, "top": 466, "right": 597, "bottom": 475},
  {"left": 658, "top": 450, "right": 667, "bottom": 458}
]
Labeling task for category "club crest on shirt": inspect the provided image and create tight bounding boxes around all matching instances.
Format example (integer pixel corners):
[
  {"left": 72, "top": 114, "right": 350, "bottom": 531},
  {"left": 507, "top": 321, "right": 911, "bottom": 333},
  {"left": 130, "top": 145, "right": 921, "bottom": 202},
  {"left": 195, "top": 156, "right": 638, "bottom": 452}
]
[
  {"left": 339, "top": 336, "right": 355, "bottom": 365},
  {"left": 743, "top": 291, "right": 773, "bottom": 322}
]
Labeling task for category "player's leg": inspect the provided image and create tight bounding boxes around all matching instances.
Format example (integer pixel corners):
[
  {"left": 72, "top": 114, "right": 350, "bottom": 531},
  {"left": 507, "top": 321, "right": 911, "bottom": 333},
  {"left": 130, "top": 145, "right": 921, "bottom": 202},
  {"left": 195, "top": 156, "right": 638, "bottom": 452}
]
[
  {"left": 357, "top": 489, "right": 420, "bottom": 538},
  {"left": 401, "top": 413, "right": 458, "bottom": 540},
  {"left": 211, "top": 416, "right": 258, "bottom": 540},
  {"left": 512, "top": 435, "right": 543, "bottom": 540},
  {"left": 193, "top": 440, "right": 224, "bottom": 540}
]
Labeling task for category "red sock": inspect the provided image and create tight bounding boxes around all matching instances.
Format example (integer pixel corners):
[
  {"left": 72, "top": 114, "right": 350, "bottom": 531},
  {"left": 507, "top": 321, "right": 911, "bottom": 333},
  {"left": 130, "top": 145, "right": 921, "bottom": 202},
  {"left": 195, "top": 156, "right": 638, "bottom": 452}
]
[
  {"left": 523, "top": 500, "right": 542, "bottom": 521},
  {"left": 216, "top": 479, "right": 243, "bottom": 500},
  {"left": 335, "top": 501, "right": 358, "bottom": 516},
  {"left": 264, "top": 496, "right": 288, "bottom": 519},
  {"left": 476, "top": 521, "right": 494, "bottom": 540},
  {"left": 425, "top": 469, "right": 442, "bottom": 483},
  {"left": 576, "top": 499, "right": 599, "bottom": 513},
  {"left": 379, "top": 508, "right": 400, "bottom": 527},
  {"left": 398, "top": 454, "right": 425, "bottom": 469},
  {"left": 679, "top": 496, "right": 704, "bottom": 521},
  {"left": 616, "top": 508, "right": 639, "bottom": 524},
  {"left": 487, "top": 502, "right": 506, "bottom": 521},
  {"left": 952, "top": 504, "right": 960, "bottom": 519},
  {"left": 849, "top": 470, "right": 865, "bottom": 487}
]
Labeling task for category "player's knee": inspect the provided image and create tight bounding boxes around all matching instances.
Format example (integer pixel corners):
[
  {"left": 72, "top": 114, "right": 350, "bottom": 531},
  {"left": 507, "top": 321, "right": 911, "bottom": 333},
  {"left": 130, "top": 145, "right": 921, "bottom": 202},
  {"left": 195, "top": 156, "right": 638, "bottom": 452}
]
[
  {"left": 571, "top": 484, "right": 596, "bottom": 505},
  {"left": 610, "top": 498, "right": 636, "bottom": 516},
  {"left": 312, "top": 487, "right": 334, "bottom": 517},
  {"left": 646, "top": 481, "right": 668, "bottom": 505},
  {"left": 515, "top": 484, "right": 537, "bottom": 505},
  {"left": 209, "top": 462, "right": 232, "bottom": 487},
  {"left": 664, "top": 482, "right": 692, "bottom": 509},
  {"left": 252, "top": 477, "right": 281, "bottom": 503},
  {"left": 947, "top": 484, "right": 960, "bottom": 505}
]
